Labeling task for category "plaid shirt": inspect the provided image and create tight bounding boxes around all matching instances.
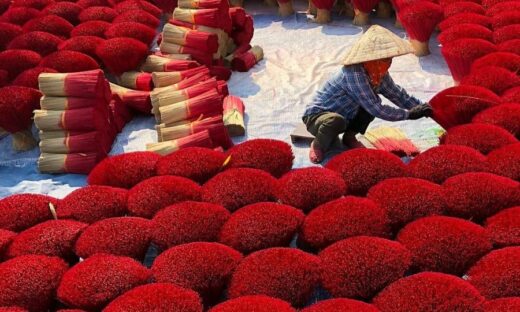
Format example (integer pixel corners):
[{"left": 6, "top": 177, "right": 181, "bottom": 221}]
[{"left": 303, "top": 64, "right": 423, "bottom": 121}]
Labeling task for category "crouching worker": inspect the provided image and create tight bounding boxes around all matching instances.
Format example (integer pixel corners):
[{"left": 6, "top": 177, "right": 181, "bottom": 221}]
[{"left": 302, "top": 25, "right": 432, "bottom": 163}]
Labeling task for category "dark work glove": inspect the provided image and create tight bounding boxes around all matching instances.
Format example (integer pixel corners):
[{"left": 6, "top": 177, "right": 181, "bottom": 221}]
[{"left": 408, "top": 103, "right": 433, "bottom": 120}]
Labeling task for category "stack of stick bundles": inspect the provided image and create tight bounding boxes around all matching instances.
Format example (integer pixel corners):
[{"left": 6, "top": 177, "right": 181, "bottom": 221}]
[
  {"left": 109, "top": 66, "right": 210, "bottom": 115},
  {"left": 148, "top": 74, "right": 234, "bottom": 156},
  {"left": 166, "top": 0, "right": 232, "bottom": 67},
  {"left": 34, "top": 70, "right": 120, "bottom": 174},
  {"left": 227, "top": 8, "right": 264, "bottom": 72}
]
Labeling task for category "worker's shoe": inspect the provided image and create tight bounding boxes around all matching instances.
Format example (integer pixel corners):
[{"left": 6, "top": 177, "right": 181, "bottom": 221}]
[
  {"left": 342, "top": 132, "right": 365, "bottom": 149},
  {"left": 309, "top": 140, "right": 324, "bottom": 164}
]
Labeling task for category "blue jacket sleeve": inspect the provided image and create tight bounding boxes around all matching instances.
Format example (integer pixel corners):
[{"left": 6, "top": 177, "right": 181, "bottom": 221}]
[{"left": 378, "top": 74, "right": 424, "bottom": 110}]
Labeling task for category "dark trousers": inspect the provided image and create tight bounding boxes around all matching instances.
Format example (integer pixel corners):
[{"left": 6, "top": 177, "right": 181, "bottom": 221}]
[{"left": 302, "top": 107, "right": 375, "bottom": 150}]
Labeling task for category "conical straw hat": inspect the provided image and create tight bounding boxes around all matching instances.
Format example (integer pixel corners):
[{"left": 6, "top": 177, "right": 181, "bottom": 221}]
[{"left": 343, "top": 25, "right": 414, "bottom": 66}]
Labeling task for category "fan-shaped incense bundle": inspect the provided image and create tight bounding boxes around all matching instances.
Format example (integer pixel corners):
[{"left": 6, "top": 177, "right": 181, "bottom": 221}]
[
  {"left": 437, "top": 24, "right": 493, "bottom": 45},
  {"left": 152, "top": 79, "right": 218, "bottom": 117},
  {"left": 109, "top": 83, "right": 152, "bottom": 114},
  {"left": 162, "top": 23, "right": 219, "bottom": 53},
  {"left": 441, "top": 39, "right": 497, "bottom": 83},
  {"left": 0, "top": 86, "right": 42, "bottom": 151},
  {"left": 0, "top": 49, "right": 42, "bottom": 80},
  {"left": 498, "top": 39, "right": 520, "bottom": 55},
  {"left": 443, "top": 2, "right": 485, "bottom": 18},
  {"left": 119, "top": 72, "right": 153, "bottom": 91},
  {"left": 34, "top": 108, "right": 110, "bottom": 131},
  {"left": 231, "top": 46, "right": 264, "bottom": 72},
  {"left": 311, "top": 0, "right": 334, "bottom": 23},
  {"left": 146, "top": 130, "right": 213, "bottom": 155},
  {"left": 430, "top": 85, "right": 500, "bottom": 129},
  {"left": 173, "top": 8, "right": 222, "bottom": 29},
  {"left": 399, "top": 2, "right": 443, "bottom": 56},
  {"left": 39, "top": 131, "right": 111, "bottom": 154},
  {"left": 491, "top": 11, "right": 520, "bottom": 31},
  {"left": 160, "top": 42, "right": 214, "bottom": 66},
  {"left": 493, "top": 24, "right": 520, "bottom": 44},
  {"left": 351, "top": 0, "right": 379, "bottom": 25},
  {"left": 223, "top": 95, "right": 245, "bottom": 137},
  {"left": 38, "top": 70, "right": 111, "bottom": 100},
  {"left": 38, "top": 152, "right": 101, "bottom": 174},
  {"left": 438, "top": 13, "right": 491, "bottom": 31},
  {"left": 158, "top": 89, "right": 222, "bottom": 124},
  {"left": 151, "top": 67, "right": 210, "bottom": 88},
  {"left": 141, "top": 55, "right": 200, "bottom": 72},
  {"left": 40, "top": 96, "right": 108, "bottom": 111}
]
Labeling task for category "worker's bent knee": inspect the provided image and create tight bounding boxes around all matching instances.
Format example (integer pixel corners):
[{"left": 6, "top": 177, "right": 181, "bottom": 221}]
[{"left": 323, "top": 114, "right": 347, "bottom": 132}]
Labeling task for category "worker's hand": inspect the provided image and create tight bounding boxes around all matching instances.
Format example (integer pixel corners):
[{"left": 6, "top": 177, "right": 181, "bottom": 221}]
[{"left": 408, "top": 103, "right": 433, "bottom": 120}]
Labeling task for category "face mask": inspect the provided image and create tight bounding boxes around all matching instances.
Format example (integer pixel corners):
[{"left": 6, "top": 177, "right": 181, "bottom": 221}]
[{"left": 363, "top": 59, "right": 392, "bottom": 87}]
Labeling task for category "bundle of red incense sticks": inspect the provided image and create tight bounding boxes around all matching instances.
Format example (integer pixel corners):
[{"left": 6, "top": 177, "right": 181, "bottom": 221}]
[
  {"left": 35, "top": 70, "right": 122, "bottom": 174},
  {"left": 231, "top": 46, "right": 264, "bottom": 72},
  {"left": 155, "top": 115, "right": 233, "bottom": 149},
  {"left": 223, "top": 95, "right": 246, "bottom": 137},
  {"left": 163, "top": 0, "right": 232, "bottom": 66}
]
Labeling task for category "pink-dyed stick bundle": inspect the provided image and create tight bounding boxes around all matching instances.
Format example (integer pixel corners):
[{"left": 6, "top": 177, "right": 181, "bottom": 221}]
[
  {"left": 159, "top": 41, "right": 214, "bottom": 66},
  {"left": 33, "top": 107, "right": 111, "bottom": 132},
  {"left": 223, "top": 95, "right": 245, "bottom": 137},
  {"left": 398, "top": 2, "right": 443, "bottom": 56},
  {"left": 151, "top": 67, "right": 210, "bottom": 88},
  {"left": 158, "top": 89, "right": 223, "bottom": 125},
  {"left": 38, "top": 152, "right": 104, "bottom": 174},
  {"left": 118, "top": 72, "right": 154, "bottom": 91},
  {"left": 231, "top": 46, "right": 264, "bottom": 72},
  {"left": 151, "top": 78, "right": 218, "bottom": 115},
  {"left": 157, "top": 115, "right": 233, "bottom": 149},
  {"left": 141, "top": 55, "right": 200, "bottom": 72},
  {"left": 172, "top": 8, "right": 222, "bottom": 29},
  {"left": 110, "top": 83, "right": 152, "bottom": 115},
  {"left": 162, "top": 23, "right": 219, "bottom": 54},
  {"left": 38, "top": 70, "right": 111, "bottom": 101},
  {"left": 146, "top": 130, "right": 214, "bottom": 155},
  {"left": 39, "top": 131, "right": 112, "bottom": 154}
]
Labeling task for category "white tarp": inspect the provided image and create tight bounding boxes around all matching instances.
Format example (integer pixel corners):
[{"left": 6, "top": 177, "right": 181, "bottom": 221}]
[{"left": 0, "top": 3, "right": 453, "bottom": 198}]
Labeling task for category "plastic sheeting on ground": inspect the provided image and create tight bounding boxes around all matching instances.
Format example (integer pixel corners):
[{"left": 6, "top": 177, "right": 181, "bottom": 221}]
[{"left": 0, "top": 3, "right": 454, "bottom": 198}]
